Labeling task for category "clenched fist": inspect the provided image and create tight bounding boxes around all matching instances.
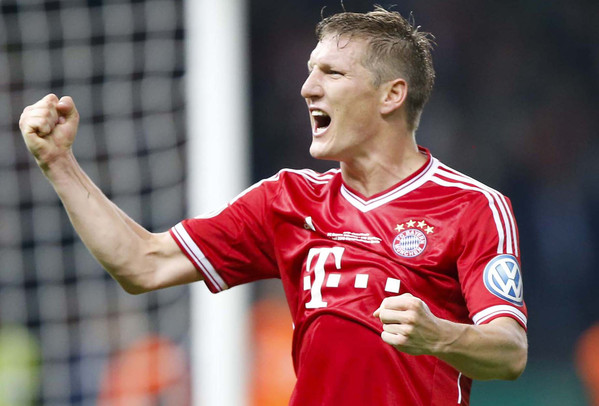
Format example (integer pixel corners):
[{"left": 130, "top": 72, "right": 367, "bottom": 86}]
[
  {"left": 19, "top": 94, "right": 79, "bottom": 170},
  {"left": 373, "top": 293, "right": 449, "bottom": 356}
]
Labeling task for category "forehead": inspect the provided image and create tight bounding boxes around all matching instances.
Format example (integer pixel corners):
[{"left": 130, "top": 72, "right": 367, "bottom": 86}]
[{"left": 307, "top": 35, "right": 368, "bottom": 67}]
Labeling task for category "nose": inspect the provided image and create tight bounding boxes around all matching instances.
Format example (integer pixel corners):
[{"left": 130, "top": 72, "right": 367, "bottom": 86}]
[{"left": 301, "top": 70, "right": 323, "bottom": 100}]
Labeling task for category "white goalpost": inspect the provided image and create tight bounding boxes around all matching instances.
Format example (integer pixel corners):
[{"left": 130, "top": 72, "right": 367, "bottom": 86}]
[{"left": 184, "top": 0, "right": 251, "bottom": 405}]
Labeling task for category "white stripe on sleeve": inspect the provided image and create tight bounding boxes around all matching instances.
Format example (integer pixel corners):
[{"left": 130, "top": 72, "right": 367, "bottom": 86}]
[
  {"left": 472, "top": 305, "right": 527, "bottom": 327},
  {"left": 435, "top": 165, "right": 518, "bottom": 256},
  {"left": 171, "top": 223, "right": 228, "bottom": 291},
  {"left": 431, "top": 176, "right": 506, "bottom": 254}
]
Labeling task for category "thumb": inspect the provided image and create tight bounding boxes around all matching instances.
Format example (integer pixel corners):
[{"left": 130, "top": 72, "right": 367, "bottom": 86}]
[
  {"left": 373, "top": 303, "right": 384, "bottom": 318},
  {"left": 56, "top": 96, "right": 78, "bottom": 121}
]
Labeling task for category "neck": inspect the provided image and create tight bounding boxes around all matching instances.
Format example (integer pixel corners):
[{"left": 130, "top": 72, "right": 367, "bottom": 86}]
[{"left": 340, "top": 139, "right": 427, "bottom": 198}]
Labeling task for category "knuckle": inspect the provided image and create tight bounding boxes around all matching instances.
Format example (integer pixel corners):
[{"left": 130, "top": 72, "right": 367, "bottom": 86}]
[
  {"left": 40, "top": 100, "right": 54, "bottom": 111},
  {"left": 404, "top": 313, "right": 416, "bottom": 325},
  {"left": 20, "top": 110, "right": 31, "bottom": 122},
  {"left": 406, "top": 297, "right": 422, "bottom": 310}
]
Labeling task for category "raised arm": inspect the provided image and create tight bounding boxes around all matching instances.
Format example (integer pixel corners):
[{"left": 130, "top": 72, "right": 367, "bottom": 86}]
[
  {"left": 374, "top": 293, "right": 528, "bottom": 380},
  {"left": 19, "top": 94, "right": 201, "bottom": 294}
]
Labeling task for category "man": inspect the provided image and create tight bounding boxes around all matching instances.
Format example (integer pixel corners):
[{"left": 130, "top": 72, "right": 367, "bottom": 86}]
[{"left": 19, "top": 7, "right": 527, "bottom": 406}]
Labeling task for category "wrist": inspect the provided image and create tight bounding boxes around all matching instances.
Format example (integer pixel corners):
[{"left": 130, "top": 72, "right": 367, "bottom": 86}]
[
  {"left": 432, "top": 319, "right": 467, "bottom": 357},
  {"left": 39, "top": 150, "right": 79, "bottom": 182}
]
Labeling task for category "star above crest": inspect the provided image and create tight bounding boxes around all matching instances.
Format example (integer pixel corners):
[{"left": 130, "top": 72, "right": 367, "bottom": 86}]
[{"left": 394, "top": 219, "right": 435, "bottom": 234}]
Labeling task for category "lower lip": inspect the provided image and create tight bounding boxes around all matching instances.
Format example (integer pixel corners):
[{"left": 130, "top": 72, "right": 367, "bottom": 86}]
[{"left": 313, "top": 125, "right": 329, "bottom": 137}]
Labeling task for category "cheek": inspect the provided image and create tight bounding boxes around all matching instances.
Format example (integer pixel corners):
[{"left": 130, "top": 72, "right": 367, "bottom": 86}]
[
  {"left": 343, "top": 99, "right": 378, "bottom": 128},
  {"left": 330, "top": 86, "right": 380, "bottom": 129}
]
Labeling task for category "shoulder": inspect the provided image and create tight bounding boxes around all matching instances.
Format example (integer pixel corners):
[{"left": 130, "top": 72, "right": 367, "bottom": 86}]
[
  {"left": 265, "top": 168, "right": 340, "bottom": 194},
  {"left": 275, "top": 168, "right": 340, "bottom": 184},
  {"left": 273, "top": 168, "right": 341, "bottom": 202},
  {"left": 428, "top": 158, "right": 511, "bottom": 207},
  {"left": 429, "top": 159, "right": 518, "bottom": 254},
  {"left": 230, "top": 168, "right": 340, "bottom": 204}
]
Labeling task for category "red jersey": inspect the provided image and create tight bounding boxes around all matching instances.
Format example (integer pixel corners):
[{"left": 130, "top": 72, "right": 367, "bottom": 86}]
[{"left": 170, "top": 148, "right": 527, "bottom": 405}]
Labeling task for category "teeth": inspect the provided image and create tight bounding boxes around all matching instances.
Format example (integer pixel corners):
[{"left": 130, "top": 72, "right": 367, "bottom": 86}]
[{"left": 311, "top": 110, "right": 329, "bottom": 117}]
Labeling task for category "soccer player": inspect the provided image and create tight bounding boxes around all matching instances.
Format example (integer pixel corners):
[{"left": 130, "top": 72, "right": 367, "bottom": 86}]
[{"left": 19, "top": 7, "right": 527, "bottom": 405}]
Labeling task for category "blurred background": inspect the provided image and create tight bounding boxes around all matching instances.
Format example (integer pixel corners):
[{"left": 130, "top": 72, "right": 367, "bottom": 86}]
[{"left": 1, "top": 0, "right": 598, "bottom": 405}]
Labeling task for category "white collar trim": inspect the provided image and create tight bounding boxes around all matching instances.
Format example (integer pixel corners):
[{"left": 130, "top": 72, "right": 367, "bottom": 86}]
[{"left": 340, "top": 157, "right": 438, "bottom": 212}]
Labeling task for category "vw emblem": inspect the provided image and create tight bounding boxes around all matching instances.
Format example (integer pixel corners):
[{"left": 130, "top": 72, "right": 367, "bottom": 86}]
[{"left": 483, "top": 255, "right": 524, "bottom": 306}]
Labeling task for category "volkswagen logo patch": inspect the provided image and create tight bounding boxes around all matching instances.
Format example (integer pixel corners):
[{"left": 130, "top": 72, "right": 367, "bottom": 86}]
[{"left": 483, "top": 255, "right": 524, "bottom": 306}]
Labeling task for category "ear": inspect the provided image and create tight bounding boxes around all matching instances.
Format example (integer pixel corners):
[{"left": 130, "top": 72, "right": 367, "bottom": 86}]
[{"left": 380, "top": 78, "right": 408, "bottom": 115}]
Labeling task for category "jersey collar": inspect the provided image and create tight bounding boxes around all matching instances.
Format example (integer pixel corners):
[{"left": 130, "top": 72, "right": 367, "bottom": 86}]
[{"left": 339, "top": 147, "right": 437, "bottom": 212}]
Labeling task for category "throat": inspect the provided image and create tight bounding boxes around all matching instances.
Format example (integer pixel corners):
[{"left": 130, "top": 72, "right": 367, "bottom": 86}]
[{"left": 340, "top": 152, "right": 428, "bottom": 198}]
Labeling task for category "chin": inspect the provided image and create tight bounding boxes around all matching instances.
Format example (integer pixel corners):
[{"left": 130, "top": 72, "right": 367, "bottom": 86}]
[
  {"left": 309, "top": 131, "right": 345, "bottom": 161},
  {"left": 309, "top": 143, "right": 331, "bottom": 160},
  {"left": 309, "top": 149, "right": 339, "bottom": 163}
]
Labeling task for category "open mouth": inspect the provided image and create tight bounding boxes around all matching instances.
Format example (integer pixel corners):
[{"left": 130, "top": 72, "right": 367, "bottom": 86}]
[{"left": 311, "top": 110, "right": 331, "bottom": 135}]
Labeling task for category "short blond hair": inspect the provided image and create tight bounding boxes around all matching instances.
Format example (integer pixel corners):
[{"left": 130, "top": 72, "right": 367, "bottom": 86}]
[{"left": 316, "top": 6, "right": 436, "bottom": 131}]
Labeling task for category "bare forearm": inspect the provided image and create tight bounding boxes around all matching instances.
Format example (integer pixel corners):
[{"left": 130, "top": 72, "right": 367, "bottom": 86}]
[
  {"left": 434, "top": 318, "right": 528, "bottom": 380},
  {"left": 20, "top": 95, "right": 200, "bottom": 293},
  {"left": 375, "top": 296, "right": 527, "bottom": 381},
  {"left": 42, "top": 151, "right": 156, "bottom": 292}
]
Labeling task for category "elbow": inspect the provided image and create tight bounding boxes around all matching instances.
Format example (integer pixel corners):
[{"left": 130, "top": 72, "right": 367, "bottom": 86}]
[
  {"left": 108, "top": 261, "right": 158, "bottom": 295},
  {"left": 105, "top": 232, "right": 182, "bottom": 295},
  {"left": 503, "top": 339, "right": 528, "bottom": 380},
  {"left": 489, "top": 318, "right": 529, "bottom": 381},
  {"left": 109, "top": 241, "right": 162, "bottom": 295},
  {"left": 509, "top": 352, "right": 528, "bottom": 381},
  {"left": 504, "top": 363, "right": 526, "bottom": 381},
  {"left": 119, "top": 280, "right": 151, "bottom": 295},
  {"left": 110, "top": 271, "right": 154, "bottom": 295}
]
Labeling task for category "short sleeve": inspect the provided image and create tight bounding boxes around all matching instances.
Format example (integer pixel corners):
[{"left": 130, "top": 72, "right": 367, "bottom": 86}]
[
  {"left": 456, "top": 192, "right": 528, "bottom": 329},
  {"left": 170, "top": 178, "right": 281, "bottom": 293}
]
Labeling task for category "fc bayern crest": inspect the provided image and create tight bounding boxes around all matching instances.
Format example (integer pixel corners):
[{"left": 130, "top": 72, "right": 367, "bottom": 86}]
[{"left": 393, "top": 228, "right": 427, "bottom": 257}]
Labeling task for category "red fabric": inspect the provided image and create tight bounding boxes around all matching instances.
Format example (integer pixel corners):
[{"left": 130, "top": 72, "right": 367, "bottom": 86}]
[{"left": 170, "top": 149, "right": 527, "bottom": 404}]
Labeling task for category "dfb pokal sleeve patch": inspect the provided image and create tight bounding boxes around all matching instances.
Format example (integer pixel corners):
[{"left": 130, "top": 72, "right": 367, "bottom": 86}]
[{"left": 483, "top": 255, "right": 524, "bottom": 306}]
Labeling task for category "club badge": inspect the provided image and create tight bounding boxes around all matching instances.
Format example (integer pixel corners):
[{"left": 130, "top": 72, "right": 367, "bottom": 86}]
[{"left": 392, "top": 219, "right": 434, "bottom": 258}]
